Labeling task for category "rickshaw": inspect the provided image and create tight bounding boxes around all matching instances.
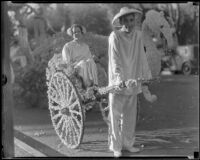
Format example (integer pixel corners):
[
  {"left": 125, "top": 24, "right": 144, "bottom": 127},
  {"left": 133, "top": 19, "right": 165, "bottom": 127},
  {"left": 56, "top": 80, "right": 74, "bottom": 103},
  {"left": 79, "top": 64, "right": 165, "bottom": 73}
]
[{"left": 46, "top": 54, "right": 157, "bottom": 149}]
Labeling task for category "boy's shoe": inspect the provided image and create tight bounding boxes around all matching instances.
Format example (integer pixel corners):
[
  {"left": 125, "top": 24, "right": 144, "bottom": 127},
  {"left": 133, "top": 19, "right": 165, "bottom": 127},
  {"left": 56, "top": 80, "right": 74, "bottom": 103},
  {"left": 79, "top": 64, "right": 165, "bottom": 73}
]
[
  {"left": 113, "top": 151, "right": 122, "bottom": 157},
  {"left": 122, "top": 146, "right": 140, "bottom": 153},
  {"left": 109, "top": 147, "right": 122, "bottom": 157}
]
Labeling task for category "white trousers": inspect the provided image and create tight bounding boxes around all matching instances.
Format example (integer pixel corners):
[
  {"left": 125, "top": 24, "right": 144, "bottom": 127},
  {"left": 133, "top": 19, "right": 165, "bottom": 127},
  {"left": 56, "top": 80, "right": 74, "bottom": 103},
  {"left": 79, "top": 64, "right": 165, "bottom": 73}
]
[{"left": 108, "top": 93, "right": 137, "bottom": 152}]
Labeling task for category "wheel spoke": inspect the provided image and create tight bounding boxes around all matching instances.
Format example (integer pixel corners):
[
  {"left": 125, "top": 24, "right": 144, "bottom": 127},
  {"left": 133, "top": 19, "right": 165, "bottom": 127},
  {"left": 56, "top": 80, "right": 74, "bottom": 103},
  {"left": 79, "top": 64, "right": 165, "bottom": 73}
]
[
  {"left": 68, "top": 91, "right": 75, "bottom": 105},
  {"left": 68, "top": 119, "right": 74, "bottom": 145},
  {"left": 70, "top": 108, "right": 81, "bottom": 116},
  {"left": 49, "top": 104, "right": 61, "bottom": 110},
  {"left": 55, "top": 116, "right": 64, "bottom": 130},
  {"left": 64, "top": 117, "right": 70, "bottom": 133},
  {"left": 59, "top": 118, "right": 67, "bottom": 139},
  {"left": 69, "top": 100, "right": 79, "bottom": 110},
  {"left": 68, "top": 118, "right": 73, "bottom": 146},
  {"left": 66, "top": 82, "right": 69, "bottom": 101},
  {"left": 71, "top": 114, "right": 82, "bottom": 129},
  {"left": 48, "top": 86, "right": 60, "bottom": 102},
  {"left": 66, "top": 83, "right": 73, "bottom": 104},
  {"left": 70, "top": 119, "right": 77, "bottom": 145},
  {"left": 49, "top": 96, "right": 62, "bottom": 107},
  {"left": 60, "top": 78, "right": 66, "bottom": 101},
  {"left": 63, "top": 118, "right": 70, "bottom": 145},
  {"left": 61, "top": 116, "right": 68, "bottom": 132},
  {"left": 71, "top": 118, "right": 80, "bottom": 139},
  {"left": 71, "top": 120, "right": 78, "bottom": 144},
  {"left": 51, "top": 77, "right": 61, "bottom": 100},
  {"left": 56, "top": 76, "right": 65, "bottom": 101},
  {"left": 48, "top": 85, "right": 57, "bottom": 96},
  {"left": 54, "top": 75, "right": 63, "bottom": 101},
  {"left": 52, "top": 76, "right": 59, "bottom": 92},
  {"left": 62, "top": 78, "right": 67, "bottom": 101},
  {"left": 52, "top": 113, "right": 62, "bottom": 121}
]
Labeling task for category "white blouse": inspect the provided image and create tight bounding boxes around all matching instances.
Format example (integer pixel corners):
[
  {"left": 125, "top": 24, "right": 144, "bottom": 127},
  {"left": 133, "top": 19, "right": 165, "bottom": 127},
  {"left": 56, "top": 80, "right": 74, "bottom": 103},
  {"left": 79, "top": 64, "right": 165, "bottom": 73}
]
[{"left": 62, "top": 40, "right": 92, "bottom": 65}]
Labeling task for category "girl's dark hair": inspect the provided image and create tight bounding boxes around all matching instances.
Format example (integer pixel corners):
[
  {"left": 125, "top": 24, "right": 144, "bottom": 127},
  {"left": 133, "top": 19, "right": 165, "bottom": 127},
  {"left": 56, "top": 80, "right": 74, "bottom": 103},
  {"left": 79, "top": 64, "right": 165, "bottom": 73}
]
[{"left": 71, "top": 24, "right": 84, "bottom": 34}]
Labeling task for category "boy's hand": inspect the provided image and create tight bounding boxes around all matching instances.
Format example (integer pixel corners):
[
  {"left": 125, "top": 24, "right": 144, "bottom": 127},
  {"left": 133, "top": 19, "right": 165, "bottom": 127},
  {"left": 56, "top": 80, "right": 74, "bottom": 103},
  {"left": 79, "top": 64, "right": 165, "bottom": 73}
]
[
  {"left": 109, "top": 80, "right": 123, "bottom": 93},
  {"left": 125, "top": 79, "right": 137, "bottom": 89}
]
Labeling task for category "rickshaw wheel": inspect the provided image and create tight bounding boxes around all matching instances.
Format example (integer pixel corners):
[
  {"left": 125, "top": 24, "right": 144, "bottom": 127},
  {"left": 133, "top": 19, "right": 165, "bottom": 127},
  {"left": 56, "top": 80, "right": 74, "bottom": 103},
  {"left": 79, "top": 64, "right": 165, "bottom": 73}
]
[
  {"left": 47, "top": 70, "right": 84, "bottom": 149},
  {"left": 182, "top": 61, "right": 192, "bottom": 75}
]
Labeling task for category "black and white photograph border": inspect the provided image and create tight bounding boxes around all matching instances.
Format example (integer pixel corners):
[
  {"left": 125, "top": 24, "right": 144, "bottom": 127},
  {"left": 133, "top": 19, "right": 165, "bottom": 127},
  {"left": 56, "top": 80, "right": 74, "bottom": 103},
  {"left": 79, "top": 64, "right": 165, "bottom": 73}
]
[{"left": 2, "top": 1, "right": 199, "bottom": 159}]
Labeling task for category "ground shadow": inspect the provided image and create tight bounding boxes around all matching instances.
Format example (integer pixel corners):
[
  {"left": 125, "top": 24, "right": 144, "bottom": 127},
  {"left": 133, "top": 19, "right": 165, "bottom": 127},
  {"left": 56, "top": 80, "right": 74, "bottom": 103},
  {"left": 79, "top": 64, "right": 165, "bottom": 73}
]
[{"left": 79, "top": 140, "right": 109, "bottom": 153}]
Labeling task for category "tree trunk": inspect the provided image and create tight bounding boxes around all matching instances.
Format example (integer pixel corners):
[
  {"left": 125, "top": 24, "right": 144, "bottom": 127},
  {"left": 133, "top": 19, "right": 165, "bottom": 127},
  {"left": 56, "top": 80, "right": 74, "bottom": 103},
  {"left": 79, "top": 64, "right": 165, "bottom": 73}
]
[
  {"left": 2, "top": 1, "right": 14, "bottom": 157},
  {"left": 176, "top": 4, "right": 181, "bottom": 45},
  {"left": 18, "top": 25, "right": 34, "bottom": 64},
  {"left": 33, "top": 16, "right": 47, "bottom": 46},
  {"left": 13, "top": 6, "right": 34, "bottom": 64}
]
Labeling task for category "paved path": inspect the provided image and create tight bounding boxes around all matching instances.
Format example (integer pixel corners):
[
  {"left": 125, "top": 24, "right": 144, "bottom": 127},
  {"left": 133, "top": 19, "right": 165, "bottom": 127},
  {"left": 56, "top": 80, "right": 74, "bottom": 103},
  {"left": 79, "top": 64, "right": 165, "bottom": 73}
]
[
  {"left": 14, "top": 117, "right": 198, "bottom": 157},
  {"left": 13, "top": 75, "right": 199, "bottom": 157}
]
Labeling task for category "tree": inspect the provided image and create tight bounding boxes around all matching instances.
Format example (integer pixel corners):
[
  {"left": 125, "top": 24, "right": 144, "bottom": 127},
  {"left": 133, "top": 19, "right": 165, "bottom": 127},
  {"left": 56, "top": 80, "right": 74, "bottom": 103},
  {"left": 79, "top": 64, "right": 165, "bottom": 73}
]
[
  {"left": 168, "top": 3, "right": 199, "bottom": 45},
  {"left": 8, "top": 2, "right": 36, "bottom": 64},
  {"left": 67, "top": 4, "right": 112, "bottom": 35}
]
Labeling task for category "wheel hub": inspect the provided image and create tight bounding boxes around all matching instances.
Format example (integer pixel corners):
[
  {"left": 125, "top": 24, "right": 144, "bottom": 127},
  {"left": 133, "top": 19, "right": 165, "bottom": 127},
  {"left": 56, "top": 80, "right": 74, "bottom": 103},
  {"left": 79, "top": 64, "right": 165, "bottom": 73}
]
[{"left": 60, "top": 108, "right": 71, "bottom": 116}]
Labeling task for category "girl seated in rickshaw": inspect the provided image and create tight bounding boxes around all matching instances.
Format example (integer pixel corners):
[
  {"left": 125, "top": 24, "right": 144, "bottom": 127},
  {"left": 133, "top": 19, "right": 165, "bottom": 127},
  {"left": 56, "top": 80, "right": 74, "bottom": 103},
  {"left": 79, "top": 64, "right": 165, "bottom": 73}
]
[{"left": 62, "top": 24, "right": 98, "bottom": 89}]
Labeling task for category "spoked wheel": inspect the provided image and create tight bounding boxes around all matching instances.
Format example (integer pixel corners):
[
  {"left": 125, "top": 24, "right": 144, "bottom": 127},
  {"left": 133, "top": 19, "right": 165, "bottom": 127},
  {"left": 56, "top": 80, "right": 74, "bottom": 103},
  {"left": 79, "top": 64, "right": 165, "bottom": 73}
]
[{"left": 47, "top": 70, "right": 84, "bottom": 149}]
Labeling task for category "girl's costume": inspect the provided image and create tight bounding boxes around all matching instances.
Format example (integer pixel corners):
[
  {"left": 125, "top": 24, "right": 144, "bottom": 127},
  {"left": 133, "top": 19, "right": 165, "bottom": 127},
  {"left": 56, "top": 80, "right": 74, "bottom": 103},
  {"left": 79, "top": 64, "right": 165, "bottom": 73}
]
[{"left": 62, "top": 40, "right": 98, "bottom": 87}]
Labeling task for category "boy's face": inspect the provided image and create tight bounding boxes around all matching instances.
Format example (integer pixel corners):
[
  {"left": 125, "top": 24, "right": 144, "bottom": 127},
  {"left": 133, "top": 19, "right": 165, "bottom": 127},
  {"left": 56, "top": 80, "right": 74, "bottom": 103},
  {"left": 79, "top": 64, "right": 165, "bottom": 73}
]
[{"left": 120, "top": 14, "right": 135, "bottom": 33}]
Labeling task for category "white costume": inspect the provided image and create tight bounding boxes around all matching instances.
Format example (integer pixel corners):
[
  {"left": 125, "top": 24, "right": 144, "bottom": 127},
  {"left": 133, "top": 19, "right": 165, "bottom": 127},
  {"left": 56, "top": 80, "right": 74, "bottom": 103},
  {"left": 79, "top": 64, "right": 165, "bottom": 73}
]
[
  {"left": 108, "top": 29, "right": 152, "bottom": 152},
  {"left": 62, "top": 40, "right": 98, "bottom": 86}
]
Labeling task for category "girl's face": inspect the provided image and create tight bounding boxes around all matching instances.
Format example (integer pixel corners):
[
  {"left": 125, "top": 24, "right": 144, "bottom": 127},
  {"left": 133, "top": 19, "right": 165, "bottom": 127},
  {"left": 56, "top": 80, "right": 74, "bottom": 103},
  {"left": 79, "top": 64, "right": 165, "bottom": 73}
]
[
  {"left": 72, "top": 26, "right": 83, "bottom": 40},
  {"left": 121, "top": 14, "right": 135, "bottom": 33}
]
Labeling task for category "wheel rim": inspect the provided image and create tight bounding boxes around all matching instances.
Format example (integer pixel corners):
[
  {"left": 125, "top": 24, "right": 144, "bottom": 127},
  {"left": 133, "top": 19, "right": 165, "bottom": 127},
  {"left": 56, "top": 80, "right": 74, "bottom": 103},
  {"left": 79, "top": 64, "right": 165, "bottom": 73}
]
[{"left": 47, "top": 71, "right": 84, "bottom": 149}]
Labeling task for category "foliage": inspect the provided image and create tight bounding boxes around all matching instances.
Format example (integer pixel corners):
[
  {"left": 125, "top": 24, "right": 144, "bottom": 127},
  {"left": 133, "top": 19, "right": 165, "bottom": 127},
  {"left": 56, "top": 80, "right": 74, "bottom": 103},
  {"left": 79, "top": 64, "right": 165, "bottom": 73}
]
[
  {"left": 67, "top": 4, "right": 112, "bottom": 35},
  {"left": 13, "top": 32, "right": 70, "bottom": 107},
  {"left": 176, "top": 3, "right": 199, "bottom": 45},
  {"left": 10, "top": 3, "right": 199, "bottom": 108},
  {"left": 8, "top": 2, "right": 199, "bottom": 45}
]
